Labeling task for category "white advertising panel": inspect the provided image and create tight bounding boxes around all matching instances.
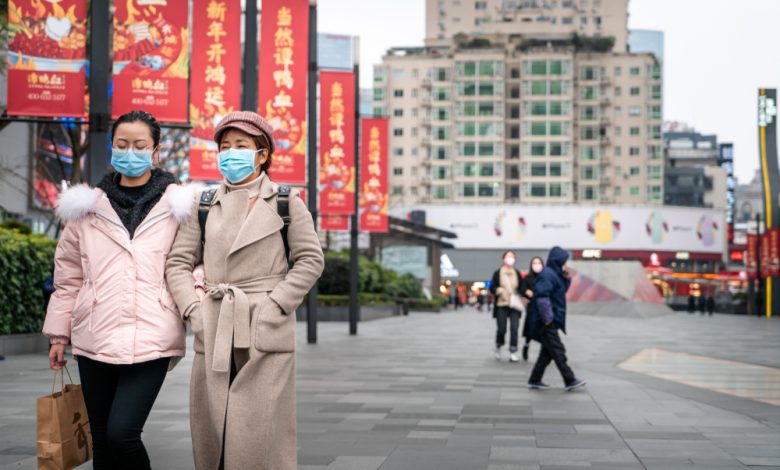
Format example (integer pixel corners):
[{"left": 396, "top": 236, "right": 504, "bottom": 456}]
[{"left": 397, "top": 205, "right": 726, "bottom": 254}]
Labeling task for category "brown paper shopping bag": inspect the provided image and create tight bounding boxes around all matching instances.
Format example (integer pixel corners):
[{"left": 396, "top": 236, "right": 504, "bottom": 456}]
[{"left": 36, "top": 367, "right": 92, "bottom": 470}]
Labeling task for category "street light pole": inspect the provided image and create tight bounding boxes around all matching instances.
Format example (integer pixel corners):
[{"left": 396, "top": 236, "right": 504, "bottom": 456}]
[
  {"left": 756, "top": 212, "right": 762, "bottom": 317},
  {"left": 306, "top": 0, "right": 319, "bottom": 343},
  {"left": 349, "top": 39, "right": 361, "bottom": 336},
  {"left": 87, "top": 0, "right": 112, "bottom": 185}
]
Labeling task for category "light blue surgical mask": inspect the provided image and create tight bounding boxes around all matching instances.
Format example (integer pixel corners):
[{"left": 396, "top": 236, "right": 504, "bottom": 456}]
[
  {"left": 218, "top": 148, "right": 262, "bottom": 183},
  {"left": 111, "top": 147, "right": 154, "bottom": 177}
]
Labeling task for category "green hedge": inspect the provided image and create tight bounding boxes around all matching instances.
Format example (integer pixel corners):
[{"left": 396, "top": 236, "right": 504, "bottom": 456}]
[
  {"left": 0, "top": 228, "right": 57, "bottom": 335},
  {"left": 319, "top": 251, "right": 424, "bottom": 300}
]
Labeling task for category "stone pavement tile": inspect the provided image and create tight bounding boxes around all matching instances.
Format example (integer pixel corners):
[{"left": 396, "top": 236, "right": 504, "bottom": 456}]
[
  {"left": 737, "top": 457, "right": 780, "bottom": 466},
  {"left": 323, "top": 456, "right": 387, "bottom": 470},
  {"left": 534, "top": 433, "right": 629, "bottom": 450},
  {"left": 490, "top": 447, "right": 640, "bottom": 465},
  {"left": 378, "top": 447, "right": 490, "bottom": 470},
  {"left": 625, "top": 438, "right": 737, "bottom": 460}
]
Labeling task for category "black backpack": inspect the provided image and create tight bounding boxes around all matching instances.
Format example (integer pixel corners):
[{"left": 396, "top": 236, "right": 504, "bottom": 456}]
[{"left": 198, "top": 185, "right": 292, "bottom": 262}]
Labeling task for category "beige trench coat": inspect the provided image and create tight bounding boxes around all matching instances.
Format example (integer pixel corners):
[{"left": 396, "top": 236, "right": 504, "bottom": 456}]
[{"left": 165, "top": 176, "right": 324, "bottom": 470}]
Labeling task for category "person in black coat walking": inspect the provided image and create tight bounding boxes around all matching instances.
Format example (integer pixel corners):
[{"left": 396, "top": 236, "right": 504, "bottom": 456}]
[
  {"left": 519, "top": 257, "right": 544, "bottom": 361},
  {"left": 527, "top": 246, "right": 586, "bottom": 391},
  {"left": 489, "top": 251, "right": 524, "bottom": 362}
]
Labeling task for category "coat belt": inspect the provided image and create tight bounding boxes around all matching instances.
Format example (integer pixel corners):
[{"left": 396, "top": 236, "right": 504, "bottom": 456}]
[{"left": 205, "top": 275, "right": 286, "bottom": 373}]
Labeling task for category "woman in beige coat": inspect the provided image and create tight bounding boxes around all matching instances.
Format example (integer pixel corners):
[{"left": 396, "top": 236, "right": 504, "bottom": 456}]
[{"left": 165, "top": 111, "right": 324, "bottom": 470}]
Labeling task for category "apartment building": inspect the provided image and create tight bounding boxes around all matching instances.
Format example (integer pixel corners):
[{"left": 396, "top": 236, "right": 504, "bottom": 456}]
[{"left": 374, "top": 0, "right": 663, "bottom": 205}]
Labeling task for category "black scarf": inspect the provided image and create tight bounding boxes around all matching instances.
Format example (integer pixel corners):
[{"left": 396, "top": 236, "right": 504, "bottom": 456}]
[{"left": 97, "top": 169, "right": 176, "bottom": 239}]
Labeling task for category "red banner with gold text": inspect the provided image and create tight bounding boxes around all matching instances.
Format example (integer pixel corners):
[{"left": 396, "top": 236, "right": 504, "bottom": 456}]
[
  {"left": 747, "top": 233, "right": 758, "bottom": 279},
  {"left": 189, "top": 0, "right": 241, "bottom": 180},
  {"left": 319, "top": 71, "right": 356, "bottom": 215},
  {"left": 321, "top": 215, "right": 350, "bottom": 232},
  {"left": 359, "top": 118, "right": 389, "bottom": 233},
  {"left": 7, "top": 0, "right": 87, "bottom": 117},
  {"left": 258, "top": 0, "right": 309, "bottom": 185},
  {"left": 112, "top": 0, "right": 189, "bottom": 123}
]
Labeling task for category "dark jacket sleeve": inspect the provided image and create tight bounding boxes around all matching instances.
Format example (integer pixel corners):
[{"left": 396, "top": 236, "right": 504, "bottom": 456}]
[
  {"left": 489, "top": 270, "right": 500, "bottom": 296},
  {"left": 533, "top": 274, "right": 555, "bottom": 325},
  {"left": 520, "top": 275, "right": 534, "bottom": 300}
]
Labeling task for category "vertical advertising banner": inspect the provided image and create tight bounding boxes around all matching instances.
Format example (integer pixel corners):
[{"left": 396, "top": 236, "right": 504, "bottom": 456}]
[
  {"left": 112, "top": 0, "right": 189, "bottom": 122},
  {"left": 189, "top": 0, "right": 241, "bottom": 180},
  {"left": 6, "top": 0, "right": 87, "bottom": 117},
  {"left": 764, "top": 228, "right": 780, "bottom": 277},
  {"left": 321, "top": 215, "right": 350, "bottom": 232},
  {"left": 746, "top": 234, "right": 758, "bottom": 279},
  {"left": 319, "top": 71, "right": 356, "bottom": 215},
  {"left": 359, "top": 118, "right": 389, "bottom": 233},
  {"left": 258, "top": 0, "right": 309, "bottom": 185}
]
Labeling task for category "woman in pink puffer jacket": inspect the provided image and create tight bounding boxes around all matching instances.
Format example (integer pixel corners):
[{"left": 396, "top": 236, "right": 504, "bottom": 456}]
[{"left": 42, "top": 110, "right": 195, "bottom": 470}]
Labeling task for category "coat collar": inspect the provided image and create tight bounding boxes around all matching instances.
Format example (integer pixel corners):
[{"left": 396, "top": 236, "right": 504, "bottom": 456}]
[{"left": 213, "top": 173, "right": 278, "bottom": 205}]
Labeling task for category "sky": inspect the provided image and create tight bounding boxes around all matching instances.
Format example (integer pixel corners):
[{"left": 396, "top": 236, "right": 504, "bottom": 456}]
[{"left": 317, "top": 0, "right": 780, "bottom": 185}]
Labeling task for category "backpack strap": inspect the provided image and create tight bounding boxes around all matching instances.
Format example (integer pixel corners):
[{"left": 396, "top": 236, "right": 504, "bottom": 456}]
[
  {"left": 277, "top": 185, "right": 292, "bottom": 262},
  {"left": 198, "top": 189, "right": 217, "bottom": 245}
]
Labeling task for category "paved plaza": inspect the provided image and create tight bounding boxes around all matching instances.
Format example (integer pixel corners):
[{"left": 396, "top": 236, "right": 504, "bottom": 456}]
[{"left": 1, "top": 307, "right": 779, "bottom": 469}]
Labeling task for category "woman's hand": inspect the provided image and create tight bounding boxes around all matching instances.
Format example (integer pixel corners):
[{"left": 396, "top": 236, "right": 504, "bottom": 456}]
[
  {"left": 48, "top": 344, "right": 67, "bottom": 371},
  {"left": 196, "top": 287, "right": 206, "bottom": 301},
  {"left": 525, "top": 289, "right": 534, "bottom": 298}
]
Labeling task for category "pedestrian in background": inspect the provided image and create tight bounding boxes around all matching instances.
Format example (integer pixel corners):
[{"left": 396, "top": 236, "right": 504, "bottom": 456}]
[
  {"left": 489, "top": 251, "right": 524, "bottom": 362},
  {"left": 707, "top": 294, "right": 715, "bottom": 316},
  {"left": 527, "top": 246, "right": 586, "bottom": 391},
  {"left": 520, "top": 256, "right": 544, "bottom": 361},
  {"left": 43, "top": 110, "right": 193, "bottom": 469},
  {"left": 166, "top": 111, "right": 324, "bottom": 470},
  {"left": 698, "top": 295, "right": 706, "bottom": 314}
]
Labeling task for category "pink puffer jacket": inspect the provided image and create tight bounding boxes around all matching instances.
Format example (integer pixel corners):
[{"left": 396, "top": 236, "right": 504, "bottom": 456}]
[{"left": 42, "top": 183, "right": 196, "bottom": 364}]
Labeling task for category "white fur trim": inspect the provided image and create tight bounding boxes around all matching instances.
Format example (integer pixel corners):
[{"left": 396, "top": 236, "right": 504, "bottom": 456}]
[
  {"left": 167, "top": 184, "right": 197, "bottom": 224},
  {"left": 55, "top": 185, "right": 99, "bottom": 223}
]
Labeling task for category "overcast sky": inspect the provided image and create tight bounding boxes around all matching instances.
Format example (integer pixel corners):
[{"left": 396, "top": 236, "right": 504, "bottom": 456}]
[{"left": 317, "top": 0, "right": 780, "bottom": 184}]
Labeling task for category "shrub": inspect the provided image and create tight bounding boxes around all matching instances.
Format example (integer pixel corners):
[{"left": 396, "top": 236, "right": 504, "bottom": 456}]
[
  {"left": 319, "top": 250, "right": 425, "bottom": 301},
  {"left": 0, "top": 228, "right": 57, "bottom": 335}
]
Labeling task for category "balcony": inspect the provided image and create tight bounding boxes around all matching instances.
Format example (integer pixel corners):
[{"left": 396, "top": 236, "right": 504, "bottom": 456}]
[
  {"left": 599, "top": 97, "right": 611, "bottom": 107},
  {"left": 599, "top": 135, "right": 611, "bottom": 147},
  {"left": 421, "top": 117, "right": 432, "bottom": 127},
  {"left": 600, "top": 76, "right": 611, "bottom": 86},
  {"left": 600, "top": 116, "right": 611, "bottom": 126},
  {"left": 421, "top": 78, "right": 432, "bottom": 89},
  {"left": 599, "top": 175, "right": 611, "bottom": 186},
  {"left": 598, "top": 156, "right": 611, "bottom": 166},
  {"left": 421, "top": 137, "right": 432, "bottom": 147},
  {"left": 421, "top": 175, "right": 432, "bottom": 185}
]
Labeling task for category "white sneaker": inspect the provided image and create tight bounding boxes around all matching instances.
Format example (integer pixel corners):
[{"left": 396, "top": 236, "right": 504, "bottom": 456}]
[
  {"left": 509, "top": 352, "right": 520, "bottom": 363},
  {"left": 494, "top": 348, "right": 501, "bottom": 360}
]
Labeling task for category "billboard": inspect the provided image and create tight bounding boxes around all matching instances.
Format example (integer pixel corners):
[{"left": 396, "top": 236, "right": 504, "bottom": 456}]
[
  {"left": 6, "top": 0, "right": 87, "bottom": 118},
  {"left": 395, "top": 205, "right": 727, "bottom": 254},
  {"left": 359, "top": 118, "right": 389, "bottom": 233},
  {"left": 319, "top": 71, "right": 356, "bottom": 215},
  {"left": 189, "top": 0, "right": 241, "bottom": 181},
  {"left": 112, "top": 0, "right": 190, "bottom": 122},
  {"left": 258, "top": 0, "right": 309, "bottom": 185}
]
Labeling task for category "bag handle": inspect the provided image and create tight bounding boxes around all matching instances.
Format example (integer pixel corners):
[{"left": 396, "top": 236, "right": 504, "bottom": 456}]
[{"left": 51, "top": 365, "right": 74, "bottom": 395}]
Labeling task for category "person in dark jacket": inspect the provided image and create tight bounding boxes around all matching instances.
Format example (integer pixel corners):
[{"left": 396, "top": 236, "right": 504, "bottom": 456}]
[
  {"left": 489, "top": 251, "right": 524, "bottom": 362},
  {"left": 527, "top": 246, "right": 586, "bottom": 391},
  {"left": 698, "top": 295, "right": 706, "bottom": 314},
  {"left": 519, "top": 257, "right": 544, "bottom": 361},
  {"left": 706, "top": 295, "right": 715, "bottom": 316}
]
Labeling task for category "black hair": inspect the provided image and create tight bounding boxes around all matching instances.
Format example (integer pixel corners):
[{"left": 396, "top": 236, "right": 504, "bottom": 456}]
[
  {"left": 502, "top": 250, "right": 515, "bottom": 259},
  {"left": 111, "top": 110, "right": 161, "bottom": 148},
  {"left": 529, "top": 256, "right": 544, "bottom": 269}
]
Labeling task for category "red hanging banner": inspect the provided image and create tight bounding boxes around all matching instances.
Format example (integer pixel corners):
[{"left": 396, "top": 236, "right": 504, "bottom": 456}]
[
  {"left": 321, "top": 215, "right": 350, "bottom": 232},
  {"left": 319, "top": 71, "right": 356, "bottom": 215},
  {"left": 359, "top": 118, "right": 389, "bottom": 233},
  {"left": 6, "top": 0, "right": 87, "bottom": 118},
  {"left": 112, "top": 0, "right": 189, "bottom": 123},
  {"left": 746, "top": 234, "right": 758, "bottom": 279},
  {"left": 258, "top": 0, "right": 309, "bottom": 185},
  {"left": 762, "top": 228, "right": 780, "bottom": 278},
  {"left": 189, "top": 0, "right": 242, "bottom": 181}
]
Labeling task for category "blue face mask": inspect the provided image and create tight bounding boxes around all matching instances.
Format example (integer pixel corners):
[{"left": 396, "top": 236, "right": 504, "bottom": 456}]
[
  {"left": 111, "top": 148, "right": 154, "bottom": 178},
  {"left": 218, "top": 148, "right": 261, "bottom": 183}
]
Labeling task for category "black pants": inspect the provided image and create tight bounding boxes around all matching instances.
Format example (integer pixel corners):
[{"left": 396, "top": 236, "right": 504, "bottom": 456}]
[
  {"left": 529, "top": 325, "right": 576, "bottom": 385},
  {"left": 76, "top": 356, "right": 169, "bottom": 470},
  {"left": 495, "top": 306, "right": 521, "bottom": 352}
]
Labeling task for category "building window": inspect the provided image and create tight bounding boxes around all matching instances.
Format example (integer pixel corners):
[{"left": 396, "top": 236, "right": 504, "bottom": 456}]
[
  {"left": 478, "top": 183, "right": 497, "bottom": 197},
  {"left": 614, "top": 146, "right": 622, "bottom": 157},
  {"left": 647, "top": 165, "right": 662, "bottom": 180},
  {"left": 629, "top": 186, "right": 640, "bottom": 197},
  {"left": 531, "top": 122, "right": 547, "bottom": 136},
  {"left": 393, "top": 128, "right": 404, "bottom": 136},
  {"left": 629, "top": 147, "right": 640, "bottom": 156},
  {"left": 478, "top": 82, "right": 495, "bottom": 96},
  {"left": 648, "top": 125, "right": 662, "bottom": 139},
  {"left": 650, "top": 84, "right": 662, "bottom": 99},
  {"left": 412, "top": 108, "right": 419, "bottom": 117},
  {"left": 614, "top": 66, "right": 621, "bottom": 76},
  {"left": 458, "top": 61, "right": 477, "bottom": 76},
  {"left": 434, "top": 186, "right": 449, "bottom": 200},
  {"left": 509, "top": 184, "right": 520, "bottom": 198},
  {"left": 581, "top": 166, "right": 596, "bottom": 180},
  {"left": 508, "top": 164, "right": 520, "bottom": 179},
  {"left": 412, "top": 89, "right": 418, "bottom": 97},
  {"left": 412, "top": 128, "right": 418, "bottom": 137},
  {"left": 531, "top": 184, "right": 546, "bottom": 197},
  {"left": 475, "top": 1, "right": 487, "bottom": 9},
  {"left": 392, "top": 147, "right": 404, "bottom": 156},
  {"left": 647, "top": 145, "right": 662, "bottom": 159},
  {"left": 393, "top": 167, "right": 403, "bottom": 176},
  {"left": 478, "top": 142, "right": 495, "bottom": 156},
  {"left": 562, "top": 16, "right": 573, "bottom": 24},
  {"left": 614, "top": 86, "right": 621, "bottom": 97},
  {"left": 582, "top": 186, "right": 596, "bottom": 200},
  {"left": 549, "top": 163, "right": 562, "bottom": 177},
  {"left": 392, "top": 186, "right": 404, "bottom": 196},
  {"left": 393, "top": 89, "right": 404, "bottom": 97},
  {"left": 648, "top": 105, "right": 662, "bottom": 120},
  {"left": 550, "top": 142, "right": 565, "bottom": 156},
  {"left": 630, "top": 87, "right": 641, "bottom": 96},
  {"left": 628, "top": 106, "right": 641, "bottom": 117},
  {"left": 581, "top": 86, "right": 597, "bottom": 100},
  {"left": 479, "top": 61, "right": 497, "bottom": 76},
  {"left": 531, "top": 163, "right": 547, "bottom": 176},
  {"left": 531, "top": 142, "right": 546, "bottom": 156},
  {"left": 648, "top": 185, "right": 662, "bottom": 200},
  {"left": 436, "top": 147, "right": 449, "bottom": 160},
  {"left": 580, "top": 66, "right": 597, "bottom": 80},
  {"left": 531, "top": 60, "right": 547, "bottom": 75},
  {"left": 629, "top": 166, "right": 640, "bottom": 176},
  {"left": 478, "top": 102, "right": 495, "bottom": 116},
  {"left": 581, "top": 126, "right": 597, "bottom": 140},
  {"left": 614, "top": 186, "right": 622, "bottom": 197},
  {"left": 393, "top": 108, "right": 403, "bottom": 117},
  {"left": 630, "top": 127, "right": 640, "bottom": 136},
  {"left": 549, "top": 183, "right": 562, "bottom": 197},
  {"left": 629, "top": 66, "right": 641, "bottom": 76},
  {"left": 614, "top": 126, "right": 622, "bottom": 137}
]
